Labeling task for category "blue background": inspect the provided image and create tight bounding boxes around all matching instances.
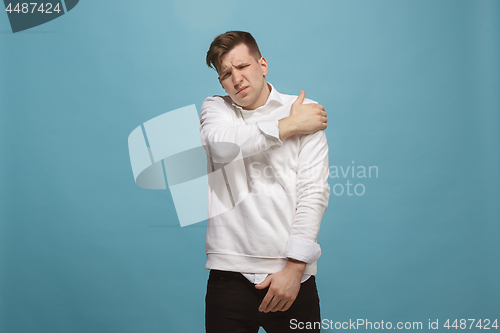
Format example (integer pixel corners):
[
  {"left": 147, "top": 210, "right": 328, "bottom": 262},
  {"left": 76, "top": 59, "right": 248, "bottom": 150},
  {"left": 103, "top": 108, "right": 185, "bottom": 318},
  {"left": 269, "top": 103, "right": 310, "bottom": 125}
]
[{"left": 1, "top": 0, "right": 499, "bottom": 332}]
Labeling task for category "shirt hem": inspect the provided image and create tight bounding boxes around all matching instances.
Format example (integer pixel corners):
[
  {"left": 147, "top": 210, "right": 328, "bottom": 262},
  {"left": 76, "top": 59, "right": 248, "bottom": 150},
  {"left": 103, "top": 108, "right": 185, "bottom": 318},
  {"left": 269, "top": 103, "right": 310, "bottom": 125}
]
[{"left": 205, "top": 253, "right": 317, "bottom": 275}]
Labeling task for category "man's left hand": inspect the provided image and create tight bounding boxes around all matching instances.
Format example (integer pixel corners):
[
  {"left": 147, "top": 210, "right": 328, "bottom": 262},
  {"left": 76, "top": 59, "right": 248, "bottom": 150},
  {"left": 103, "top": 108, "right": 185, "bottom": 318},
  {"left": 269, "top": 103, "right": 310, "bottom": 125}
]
[{"left": 255, "top": 259, "right": 307, "bottom": 312}]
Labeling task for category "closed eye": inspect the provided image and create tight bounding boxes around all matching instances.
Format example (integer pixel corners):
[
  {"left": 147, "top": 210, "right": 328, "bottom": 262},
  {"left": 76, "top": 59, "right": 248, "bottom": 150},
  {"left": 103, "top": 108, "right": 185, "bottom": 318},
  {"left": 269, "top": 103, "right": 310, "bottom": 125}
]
[{"left": 220, "top": 64, "right": 249, "bottom": 80}]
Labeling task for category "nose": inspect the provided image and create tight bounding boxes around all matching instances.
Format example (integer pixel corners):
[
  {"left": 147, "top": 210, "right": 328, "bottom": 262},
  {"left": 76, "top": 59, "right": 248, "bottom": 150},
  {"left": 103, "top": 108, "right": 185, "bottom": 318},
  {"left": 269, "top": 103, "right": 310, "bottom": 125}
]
[{"left": 232, "top": 70, "right": 243, "bottom": 87}]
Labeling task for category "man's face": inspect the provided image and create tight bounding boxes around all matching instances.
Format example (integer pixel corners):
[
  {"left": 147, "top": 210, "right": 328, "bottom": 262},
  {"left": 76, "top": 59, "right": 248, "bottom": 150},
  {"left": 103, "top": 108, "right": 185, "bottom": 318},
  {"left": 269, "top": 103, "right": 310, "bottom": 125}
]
[{"left": 218, "top": 43, "right": 269, "bottom": 110}]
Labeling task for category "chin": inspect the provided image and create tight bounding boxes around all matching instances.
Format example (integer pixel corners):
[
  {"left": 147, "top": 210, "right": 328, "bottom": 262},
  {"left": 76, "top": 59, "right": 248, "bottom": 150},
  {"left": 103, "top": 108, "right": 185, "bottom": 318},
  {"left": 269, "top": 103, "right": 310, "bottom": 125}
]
[
  {"left": 232, "top": 97, "right": 250, "bottom": 107},
  {"left": 235, "top": 101, "right": 249, "bottom": 108}
]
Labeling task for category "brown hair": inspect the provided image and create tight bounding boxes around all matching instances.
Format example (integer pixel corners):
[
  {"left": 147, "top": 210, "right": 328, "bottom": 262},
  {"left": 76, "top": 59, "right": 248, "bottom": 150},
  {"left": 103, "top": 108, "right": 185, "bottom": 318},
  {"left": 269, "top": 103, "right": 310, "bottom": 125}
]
[{"left": 206, "top": 31, "right": 262, "bottom": 73}]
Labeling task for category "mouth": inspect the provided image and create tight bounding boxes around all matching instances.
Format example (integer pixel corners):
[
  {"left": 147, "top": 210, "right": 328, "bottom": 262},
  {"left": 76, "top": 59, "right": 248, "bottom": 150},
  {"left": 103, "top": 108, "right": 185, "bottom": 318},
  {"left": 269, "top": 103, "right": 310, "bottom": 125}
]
[{"left": 236, "top": 86, "right": 249, "bottom": 95}]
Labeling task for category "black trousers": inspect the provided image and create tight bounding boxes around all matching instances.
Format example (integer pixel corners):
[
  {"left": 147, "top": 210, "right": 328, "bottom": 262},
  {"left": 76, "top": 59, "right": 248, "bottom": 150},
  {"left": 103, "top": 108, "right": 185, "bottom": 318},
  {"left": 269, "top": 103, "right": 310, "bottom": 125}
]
[{"left": 205, "top": 269, "right": 321, "bottom": 333}]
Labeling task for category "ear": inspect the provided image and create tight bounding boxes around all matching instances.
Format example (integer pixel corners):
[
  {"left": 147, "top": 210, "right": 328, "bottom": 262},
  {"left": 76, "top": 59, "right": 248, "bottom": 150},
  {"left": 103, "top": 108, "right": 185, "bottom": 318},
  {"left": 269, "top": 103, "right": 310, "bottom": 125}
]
[{"left": 259, "top": 56, "right": 269, "bottom": 77}]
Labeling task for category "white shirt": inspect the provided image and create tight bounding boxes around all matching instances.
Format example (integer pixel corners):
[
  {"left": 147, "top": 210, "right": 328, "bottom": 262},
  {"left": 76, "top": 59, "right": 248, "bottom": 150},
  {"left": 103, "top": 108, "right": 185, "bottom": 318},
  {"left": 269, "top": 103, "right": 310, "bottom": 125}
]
[{"left": 199, "top": 83, "right": 330, "bottom": 284}]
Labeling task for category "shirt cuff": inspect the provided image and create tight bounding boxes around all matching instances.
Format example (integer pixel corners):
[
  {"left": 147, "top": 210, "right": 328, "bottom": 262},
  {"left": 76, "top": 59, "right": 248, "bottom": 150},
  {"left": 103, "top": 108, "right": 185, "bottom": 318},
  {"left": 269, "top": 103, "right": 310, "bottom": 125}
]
[
  {"left": 257, "top": 120, "right": 282, "bottom": 150},
  {"left": 285, "top": 235, "right": 322, "bottom": 264}
]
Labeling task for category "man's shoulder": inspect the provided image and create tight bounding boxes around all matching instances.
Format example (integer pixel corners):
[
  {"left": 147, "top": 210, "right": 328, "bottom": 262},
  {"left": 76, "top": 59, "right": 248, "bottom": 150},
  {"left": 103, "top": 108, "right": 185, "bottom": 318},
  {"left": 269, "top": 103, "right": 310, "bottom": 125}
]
[{"left": 201, "top": 95, "right": 232, "bottom": 109}]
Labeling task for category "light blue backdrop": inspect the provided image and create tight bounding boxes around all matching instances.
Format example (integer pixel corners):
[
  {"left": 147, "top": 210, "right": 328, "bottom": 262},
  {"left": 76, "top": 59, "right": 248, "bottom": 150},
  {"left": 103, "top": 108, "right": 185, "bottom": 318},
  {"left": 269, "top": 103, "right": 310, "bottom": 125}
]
[{"left": 1, "top": 0, "right": 499, "bottom": 332}]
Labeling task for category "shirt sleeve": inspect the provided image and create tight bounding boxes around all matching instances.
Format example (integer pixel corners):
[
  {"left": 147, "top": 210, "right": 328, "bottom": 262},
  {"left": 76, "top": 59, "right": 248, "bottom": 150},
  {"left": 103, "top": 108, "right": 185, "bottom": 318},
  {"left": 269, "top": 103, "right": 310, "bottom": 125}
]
[
  {"left": 285, "top": 129, "right": 330, "bottom": 264},
  {"left": 199, "top": 96, "right": 283, "bottom": 162}
]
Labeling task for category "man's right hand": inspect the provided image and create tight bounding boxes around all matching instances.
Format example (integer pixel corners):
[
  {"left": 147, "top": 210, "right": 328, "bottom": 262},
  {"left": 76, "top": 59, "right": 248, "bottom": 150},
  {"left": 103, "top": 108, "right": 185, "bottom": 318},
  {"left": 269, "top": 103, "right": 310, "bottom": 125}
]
[{"left": 278, "top": 90, "right": 328, "bottom": 141}]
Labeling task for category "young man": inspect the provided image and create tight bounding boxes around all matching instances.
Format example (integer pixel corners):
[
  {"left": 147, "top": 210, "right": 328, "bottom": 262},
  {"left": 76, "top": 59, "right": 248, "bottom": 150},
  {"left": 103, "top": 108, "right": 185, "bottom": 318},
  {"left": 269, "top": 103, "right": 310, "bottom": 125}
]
[{"left": 200, "top": 31, "right": 330, "bottom": 333}]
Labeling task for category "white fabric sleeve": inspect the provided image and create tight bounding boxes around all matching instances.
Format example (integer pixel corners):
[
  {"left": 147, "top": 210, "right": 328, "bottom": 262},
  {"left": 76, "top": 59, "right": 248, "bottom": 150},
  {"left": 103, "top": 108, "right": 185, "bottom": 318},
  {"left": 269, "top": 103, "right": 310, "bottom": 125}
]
[
  {"left": 285, "top": 235, "right": 322, "bottom": 264},
  {"left": 256, "top": 120, "right": 282, "bottom": 150},
  {"left": 199, "top": 97, "right": 283, "bottom": 161},
  {"left": 285, "top": 130, "right": 330, "bottom": 264}
]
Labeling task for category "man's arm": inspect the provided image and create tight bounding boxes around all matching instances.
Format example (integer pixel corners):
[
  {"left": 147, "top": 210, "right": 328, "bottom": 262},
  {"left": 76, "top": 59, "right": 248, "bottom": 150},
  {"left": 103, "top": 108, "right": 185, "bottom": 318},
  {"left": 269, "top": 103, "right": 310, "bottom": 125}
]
[
  {"left": 199, "top": 91, "right": 327, "bottom": 162},
  {"left": 287, "top": 129, "right": 330, "bottom": 257},
  {"left": 256, "top": 126, "right": 330, "bottom": 313},
  {"left": 200, "top": 96, "right": 282, "bottom": 161}
]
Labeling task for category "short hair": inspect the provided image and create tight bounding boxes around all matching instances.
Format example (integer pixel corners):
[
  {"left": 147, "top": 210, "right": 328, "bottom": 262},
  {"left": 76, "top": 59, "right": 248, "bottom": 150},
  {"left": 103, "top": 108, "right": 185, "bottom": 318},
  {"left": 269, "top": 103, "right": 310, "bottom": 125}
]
[{"left": 206, "top": 31, "right": 262, "bottom": 74}]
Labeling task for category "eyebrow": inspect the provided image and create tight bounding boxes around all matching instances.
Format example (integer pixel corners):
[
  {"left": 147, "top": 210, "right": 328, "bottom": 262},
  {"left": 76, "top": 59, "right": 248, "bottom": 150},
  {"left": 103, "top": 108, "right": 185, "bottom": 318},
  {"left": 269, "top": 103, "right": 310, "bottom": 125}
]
[{"left": 220, "top": 62, "right": 250, "bottom": 77}]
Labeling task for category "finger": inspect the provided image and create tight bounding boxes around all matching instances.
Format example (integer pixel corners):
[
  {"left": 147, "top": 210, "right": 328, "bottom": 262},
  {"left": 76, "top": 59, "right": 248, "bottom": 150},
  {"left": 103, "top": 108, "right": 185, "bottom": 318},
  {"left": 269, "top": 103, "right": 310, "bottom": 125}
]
[
  {"left": 260, "top": 296, "right": 275, "bottom": 312},
  {"left": 316, "top": 103, "right": 325, "bottom": 111},
  {"left": 259, "top": 290, "right": 274, "bottom": 312},
  {"left": 320, "top": 111, "right": 327, "bottom": 117},
  {"left": 293, "top": 90, "right": 305, "bottom": 105},
  {"left": 265, "top": 295, "right": 282, "bottom": 313},
  {"left": 255, "top": 276, "right": 272, "bottom": 289},
  {"left": 281, "top": 300, "right": 293, "bottom": 312},
  {"left": 270, "top": 298, "right": 287, "bottom": 312}
]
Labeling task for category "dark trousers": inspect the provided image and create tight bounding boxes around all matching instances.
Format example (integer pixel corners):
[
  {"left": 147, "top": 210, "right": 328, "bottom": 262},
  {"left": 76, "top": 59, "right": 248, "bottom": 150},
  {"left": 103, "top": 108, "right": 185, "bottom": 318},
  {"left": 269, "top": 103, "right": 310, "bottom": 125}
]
[{"left": 205, "top": 269, "right": 321, "bottom": 333}]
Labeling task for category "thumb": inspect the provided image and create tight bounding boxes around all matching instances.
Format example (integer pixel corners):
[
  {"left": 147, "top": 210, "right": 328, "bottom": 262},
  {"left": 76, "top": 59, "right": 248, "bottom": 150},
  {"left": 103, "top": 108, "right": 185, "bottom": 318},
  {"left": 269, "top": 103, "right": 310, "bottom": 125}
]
[
  {"left": 293, "top": 90, "right": 305, "bottom": 105},
  {"left": 255, "top": 276, "right": 272, "bottom": 289}
]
